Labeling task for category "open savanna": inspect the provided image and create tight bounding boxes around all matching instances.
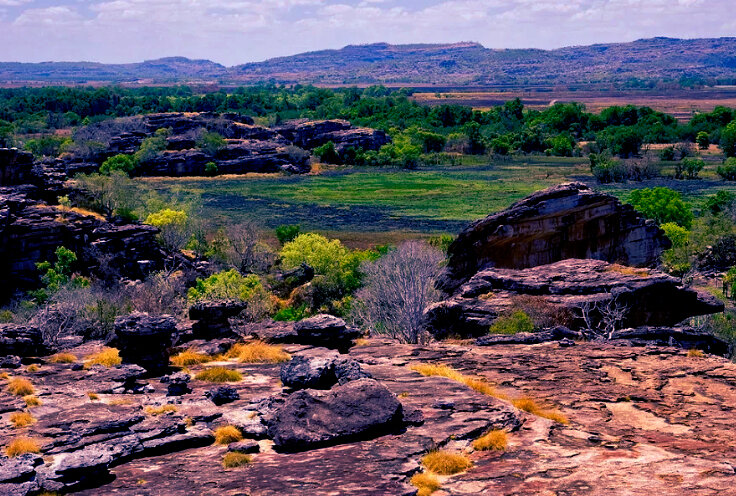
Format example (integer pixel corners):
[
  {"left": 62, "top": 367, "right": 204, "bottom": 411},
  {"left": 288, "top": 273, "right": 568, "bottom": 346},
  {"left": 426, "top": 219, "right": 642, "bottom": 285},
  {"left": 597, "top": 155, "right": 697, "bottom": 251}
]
[
  {"left": 413, "top": 88, "right": 736, "bottom": 121},
  {"left": 142, "top": 156, "right": 736, "bottom": 248}
]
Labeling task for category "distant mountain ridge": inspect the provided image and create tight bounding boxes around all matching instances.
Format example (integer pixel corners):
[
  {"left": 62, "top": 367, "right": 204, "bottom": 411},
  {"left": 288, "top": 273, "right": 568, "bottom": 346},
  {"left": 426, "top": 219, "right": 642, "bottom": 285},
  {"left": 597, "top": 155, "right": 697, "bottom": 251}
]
[{"left": 3, "top": 37, "right": 736, "bottom": 87}]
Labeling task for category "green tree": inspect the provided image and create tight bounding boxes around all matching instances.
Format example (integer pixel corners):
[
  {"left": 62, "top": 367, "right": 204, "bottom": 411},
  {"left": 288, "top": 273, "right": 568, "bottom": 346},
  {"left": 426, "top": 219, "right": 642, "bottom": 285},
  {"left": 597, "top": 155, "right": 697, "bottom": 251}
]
[
  {"left": 660, "top": 222, "right": 689, "bottom": 248},
  {"left": 275, "top": 224, "right": 301, "bottom": 245},
  {"left": 134, "top": 128, "right": 170, "bottom": 164},
  {"left": 721, "top": 121, "right": 736, "bottom": 158},
  {"left": 706, "top": 190, "right": 736, "bottom": 215},
  {"left": 717, "top": 157, "right": 736, "bottom": 180},
  {"left": 197, "top": 131, "right": 226, "bottom": 156},
  {"left": 628, "top": 187, "right": 693, "bottom": 228},
  {"left": 314, "top": 141, "right": 340, "bottom": 164},
  {"left": 145, "top": 208, "right": 189, "bottom": 251},
  {"left": 696, "top": 131, "right": 710, "bottom": 150},
  {"left": 100, "top": 154, "right": 137, "bottom": 176}
]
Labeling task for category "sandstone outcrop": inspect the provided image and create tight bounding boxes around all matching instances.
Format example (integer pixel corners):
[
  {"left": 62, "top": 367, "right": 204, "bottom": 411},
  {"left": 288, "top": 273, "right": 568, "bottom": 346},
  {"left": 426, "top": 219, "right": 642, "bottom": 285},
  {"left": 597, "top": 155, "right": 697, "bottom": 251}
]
[
  {"left": 268, "top": 378, "right": 404, "bottom": 452},
  {"left": 0, "top": 189, "right": 164, "bottom": 300},
  {"left": 188, "top": 300, "right": 247, "bottom": 340},
  {"left": 0, "top": 324, "right": 46, "bottom": 357},
  {"left": 426, "top": 259, "right": 724, "bottom": 338},
  {"left": 280, "top": 350, "right": 372, "bottom": 390},
  {"left": 274, "top": 119, "right": 390, "bottom": 153},
  {"left": 241, "top": 315, "right": 363, "bottom": 351},
  {"left": 437, "top": 183, "right": 671, "bottom": 293},
  {"left": 113, "top": 313, "right": 177, "bottom": 375},
  {"left": 0, "top": 149, "right": 33, "bottom": 187}
]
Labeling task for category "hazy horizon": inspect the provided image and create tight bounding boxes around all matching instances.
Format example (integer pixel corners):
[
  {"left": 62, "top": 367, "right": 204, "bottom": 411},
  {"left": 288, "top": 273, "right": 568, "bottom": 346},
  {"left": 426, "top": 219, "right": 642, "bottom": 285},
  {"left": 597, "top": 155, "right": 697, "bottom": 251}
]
[{"left": 0, "top": 0, "right": 734, "bottom": 66}]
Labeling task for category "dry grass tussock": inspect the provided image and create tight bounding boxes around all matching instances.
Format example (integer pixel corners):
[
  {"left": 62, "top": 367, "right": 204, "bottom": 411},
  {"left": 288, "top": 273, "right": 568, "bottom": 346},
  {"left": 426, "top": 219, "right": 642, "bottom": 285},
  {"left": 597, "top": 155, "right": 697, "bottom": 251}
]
[
  {"left": 421, "top": 450, "right": 473, "bottom": 475},
  {"left": 226, "top": 341, "right": 290, "bottom": 364},
  {"left": 214, "top": 425, "right": 243, "bottom": 445},
  {"left": 512, "top": 397, "right": 569, "bottom": 424},
  {"left": 195, "top": 367, "right": 243, "bottom": 383},
  {"left": 170, "top": 350, "right": 212, "bottom": 367},
  {"left": 26, "top": 364, "right": 40, "bottom": 373},
  {"left": 49, "top": 353, "right": 77, "bottom": 364},
  {"left": 6, "top": 437, "right": 41, "bottom": 457},
  {"left": 24, "top": 396, "right": 41, "bottom": 407},
  {"left": 144, "top": 405, "right": 178, "bottom": 416},
  {"left": 410, "top": 472, "right": 441, "bottom": 496},
  {"left": 84, "top": 348, "right": 122, "bottom": 368},
  {"left": 687, "top": 349, "right": 705, "bottom": 358},
  {"left": 8, "top": 378, "right": 34, "bottom": 396},
  {"left": 222, "top": 451, "right": 252, "bottom": 468},
  {"left": 410, "top": 363, "right": 568, "bottom": 424},
  {"left": 472, "top": 430, "right": 508, "bottom": 451},
  {"left": 605, "top": 264, "right": 649, "bottom": 278},
  {"left": 409, "top": 363, "right": 506, "bottom": 399},
  {"left": 56, "top": 205, "right": 107, "bottom": 222},
  {"left": 87, "top": 392, "right": 99, "bottom": 401},
  {"left": 10, "top": 412, "right": 36, "bottom": 428}
]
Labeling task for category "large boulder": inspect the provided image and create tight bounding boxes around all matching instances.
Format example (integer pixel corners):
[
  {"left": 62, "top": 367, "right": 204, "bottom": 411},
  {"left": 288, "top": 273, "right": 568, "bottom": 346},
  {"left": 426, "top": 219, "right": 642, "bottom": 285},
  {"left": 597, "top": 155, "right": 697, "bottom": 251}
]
[
  {"left": 280, "top": 350, "right": 371, "bottom": 390},
  {"left": 426, "top": 259, "right": 724, "bottom": 339},
  {"left": 293, "top": 314, "right": 363, "bottom": 351},
  {"left": 437, "top": 183, "right": 671, "bottom": 293},
  {"left": 113, "top": 313, "right": 177, "bottom": 374},
  {"left": 268, "top": 378, "right": 404, "bottom": 452},
  {"left": 188, "top": 300, "right": 248, "bottom": 340},
  {"left": 0, "top": 324, "right": 46, "bottom": 357}
]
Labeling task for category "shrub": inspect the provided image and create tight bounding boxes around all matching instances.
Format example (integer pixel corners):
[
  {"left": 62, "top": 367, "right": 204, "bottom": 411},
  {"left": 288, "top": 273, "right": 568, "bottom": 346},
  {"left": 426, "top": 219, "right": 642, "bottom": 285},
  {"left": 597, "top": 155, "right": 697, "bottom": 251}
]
[
  {"left": 204, "top": 161, "right": 219, "bottom": 176},
  {"left": 145, "top": 209, "right": 190, "bottom": 252},
  {"left": 134, "top": 128, "right": 169, "bottom": 164},
  {"left": 472, "top": 430, "right": 508, "bottom": 451},
  {"left": 352, "top": 242, "right": 444, "bottom": 344},
  {"left": 314, "top": 141, "right": 340, "bottom": 164},
  {"left": 273, "top": 304, "right": 309, "bottom": 322},
  {"left": 659, "top": 147, "right": 676, "bottom": 161},
  {"left": 275, "top": 224, "right": 301, "bottom": 245},
  {"left": 628, "top": 187, "right": 693, "bottom": 228},
  {"left": 195, "top": 367, "right": 243, "bottom": 383},
  {"left": 214, "top": 425, "right": 244, "bottom": 445},
  {"left": 187, "top": 270, "right": 272, "bottom": 320},
  {"left": 720, "top": 120, "right": 736, "bottom": 157},
  {"left": 84, "top": 347, "right": 122, "bottom": 368},
  {"left": 512, "top": 397, "right": 568, "bottom": 424},
  {"left": 717, "top": 158, "right": 736, "bottom": 180},
  {"left": 10, "top": 412, "right": 35, "bottom": 428},
  {"left": 49, "top": 353, "right": 77, "bottom": 364},
  {"left": 24, "top": 135, "right": 69, "bottom": 158},
  {"left": 6, "top": 437, "right": 41, "bottom": 457},
  {"left": 144, "top": 405, "right": 178, "bottom": 416},
  {"left": 590, "top": 153, "right": 626, "bottom": 183},
  {"left": 421, "top": 451, "right": 472, "bottom": 475},
  {"left": 170, "top": 350, "right": 212, "bottom": 367},
  {"left": 427, "top": 234, "right": 454, "bottom": 254},
  {"left": 696, "top": 131, "right": 710, "bottom": 150},
  {"left": 488, "top": 310, "right": 535, "bottom": 335},
  {"left": 509, "top": 295, "right": 574, "bottom": 328},
  {"left": 226, "top": 341, "right": 290, "bottom": 363},
  {"left": 660, "top": 223, "right": 690, "bottom": 248},
  {"left": 196, "top": 131, "right": 226, "bottom": 156},
  {"left": 31, "top": 246, "right": 83, "bottom": 303},
  {"left": 222, "top": 451, "right": 252, "bottom": 468},
  {"left": 100, "top": 154, "right": 137, "bottom": 176},
  {"left": 706, "top": 190, "right": 736, "bottom": 215},
  {"left": 410, "top": 472, "right": 441, "bottom": 496},
  {"left": 7, "top": 378, "right": 34, "bottom": 396},
  {"left": 674, "top": 158, "right": 704, "bottom": 180}
]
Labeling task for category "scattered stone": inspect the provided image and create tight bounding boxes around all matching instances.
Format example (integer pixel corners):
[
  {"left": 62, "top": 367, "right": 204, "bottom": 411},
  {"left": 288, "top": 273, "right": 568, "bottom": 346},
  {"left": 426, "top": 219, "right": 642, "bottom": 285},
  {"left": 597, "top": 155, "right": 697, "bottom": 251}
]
[
  {"left": 268, "top": 378, "right": 404, "bottom": 452},
  {"left": 205, "top": 385, "right": 240, "bottom": 406},
  {"left": 280, "top": 350, "right": 372, "bottom": 390},
  {"left": 226, "top": 440, "right": 260, "bottom": 454},
  {"left": 113, "top": 313, "right": 177, "bottom": 374},
  {"left": 161, "top": 372, "right": 191, "bottom": 396}
]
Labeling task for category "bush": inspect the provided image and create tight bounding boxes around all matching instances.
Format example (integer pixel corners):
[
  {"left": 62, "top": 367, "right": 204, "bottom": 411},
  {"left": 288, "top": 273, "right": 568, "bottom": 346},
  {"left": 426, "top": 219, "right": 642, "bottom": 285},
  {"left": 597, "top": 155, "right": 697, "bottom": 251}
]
[
  {"left": 352, "top": 242, "right": 444, "bottom": 344},
  {"left": 659, "top": 147, "right": 676, "bottom": 161},
  {"left": 204, "top": 161, "right": 219, "bottom": 176},
  {"left": 488, "top": 310, "right": 535, "bottom": 335},
  {"left": 590, "top": 152, "right": 625, "bottom": 183},
  {"left": 717, "top": 158, "right": 736, "bottom": 180},
  {"left": 145, "top": 209, "right": 189, "bottom": 251},
  {"left": 273, "top": 304, "right": 309, "bottom": 322},
  {"left": 720, "top": 120, "right": 736, "bottom": 157},
  {"left": 196, "top": 131, "right": 226, "bottom": 156},
  {"left": 100, "top": 154, "right": 137, "bottom": 176},
  {"left": 314, "top": 141, "right": 340, "bottom": 164},
  {"left": 661, "top": 222, "right": 690, "bottom": 248},
  {"left": 187, "top": 270, "right": 272, "bottom": 318},
  {"left": 427, "top": 234, "right": 454, "bottom": 254},
  {"left": 275, "top": 224, "right": 301, "bottom": 245},
  {"left": 696, "top": 131, "right": 710, "bottom": 150},
  {"left": 628, "top": 187, "right": 693, "bottom": 228},
  {"left": 134, "top": 128, "right": 170, "bottom": 164},
  {"left": 706, "top": 190, "right": 736, "bottom": 215},
  {"left": 24, "top": 135, "right": 70, "bottom": 158},
  {"left": 674, "top": 158, "right": 704, "bottom": 180}
]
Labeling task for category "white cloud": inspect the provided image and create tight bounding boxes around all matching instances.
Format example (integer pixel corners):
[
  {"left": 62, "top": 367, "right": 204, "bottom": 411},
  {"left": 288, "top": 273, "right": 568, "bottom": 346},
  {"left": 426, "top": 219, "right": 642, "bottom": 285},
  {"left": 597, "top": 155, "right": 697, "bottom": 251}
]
[{"left": 0, "top": 0, "right": 733, "bottom": 64}]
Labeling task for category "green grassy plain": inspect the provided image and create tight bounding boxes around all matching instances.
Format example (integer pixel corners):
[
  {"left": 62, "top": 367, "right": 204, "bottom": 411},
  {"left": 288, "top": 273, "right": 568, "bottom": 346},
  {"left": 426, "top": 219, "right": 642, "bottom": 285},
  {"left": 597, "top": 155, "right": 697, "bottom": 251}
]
[{"left": 141, "top": 155, "right": 736, "bottom": 248}]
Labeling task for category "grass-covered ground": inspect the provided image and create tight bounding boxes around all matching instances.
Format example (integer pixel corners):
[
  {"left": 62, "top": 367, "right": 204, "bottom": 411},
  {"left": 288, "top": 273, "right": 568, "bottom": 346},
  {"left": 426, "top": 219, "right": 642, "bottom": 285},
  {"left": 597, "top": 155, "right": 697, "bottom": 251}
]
[{"left": 142, "top": 155, "right": 736, "bottom": 247}]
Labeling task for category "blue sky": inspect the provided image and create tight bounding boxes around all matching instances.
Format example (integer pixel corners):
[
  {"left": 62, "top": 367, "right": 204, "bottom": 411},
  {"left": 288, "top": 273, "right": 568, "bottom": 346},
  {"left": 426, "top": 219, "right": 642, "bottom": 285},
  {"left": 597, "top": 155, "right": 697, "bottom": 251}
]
[{"left": 0, "top": 0, "right": 733, "bottom": 65}]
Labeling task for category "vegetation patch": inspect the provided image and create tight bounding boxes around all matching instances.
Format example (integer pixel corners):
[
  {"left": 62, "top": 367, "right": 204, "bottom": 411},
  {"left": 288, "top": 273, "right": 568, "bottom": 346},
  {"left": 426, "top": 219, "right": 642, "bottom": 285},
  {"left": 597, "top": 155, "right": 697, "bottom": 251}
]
[
  {"left": 144, "top": 405, "right": 178, "bottom": 416},
  {"left": 87, "top": 392, "right": 99, "bottom": 401},
  {"left": 195, "top": 367, "right": 243, "bottom": 383},
  {"left": 84, "top": 348, "right": 122, "bottom": 368},
  {"left": 687, "top": 349, "right": 705, "bottom": 358},
  {"left": 472, "top": 430, "right": 508, "bottom": 451},
  {"left": 512, "top": 397, "right": 569, "bottom": 424},
  {"left": 26, "top": 364, "right": 40, "bottom": 373},
  {"left": 488, "top": 310, "right": 535, "bottom": 335},
  {"left": 6, "top": 437, "right": 41, "bottom": 457},
  {"left": 49, "top": 353, "right": 77, "bottom": 364},
  {"left": 9, "top": 412, "right": 36, "bottom": 428},
  {"left": 410, "top": 472, "right": 442, "bottom": 496},
  {"left": 421, "top": 450, "right": 473, "bottom": 475},
  {"left": 214, "top": 425, "right": 243, "bottom": 445},
  {"left": 170, "top": 350, "right": 212, "bottom": 367},
  {"left": 222, "top": 451, "right": 252, "bottom": 469},
  {"left": 24, "top": 396, "right": 41, "bottom": 408},
  {"left": 226, "top": 341, "right": 290, "bottom": 364},
  {"left": 409, "top": 363, "right": 504, "bottom": 399},
  {"left": 7, "top": 378, "right": 34, "bottom": 396}
]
